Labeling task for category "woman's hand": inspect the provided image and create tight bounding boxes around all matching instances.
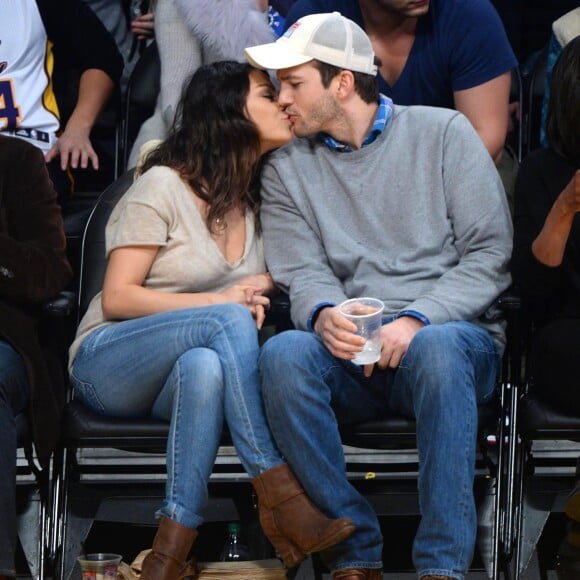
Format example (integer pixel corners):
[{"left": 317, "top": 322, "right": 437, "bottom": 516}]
[
  {"left": 103, "top": 248, "right": 272, "bottom": 327},
  {"left": 220, "top": 284, "right": 271, "bottom": 328},
  {"left": 532, "top": 171, "right": 580, "bottom": 267},
  {"left": 235, "top": 272, "right": 276, "bottom": 295}
]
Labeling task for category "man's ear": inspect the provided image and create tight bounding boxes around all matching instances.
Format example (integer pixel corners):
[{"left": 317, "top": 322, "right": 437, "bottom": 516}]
[{"left": 335, "top": 70, "right": 356, "bottom": 100}]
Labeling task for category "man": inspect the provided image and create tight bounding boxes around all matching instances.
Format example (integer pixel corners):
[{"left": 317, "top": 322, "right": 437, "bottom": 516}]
[
  {"left": 283, "top": 0, "right": 517, "bottom": 163},
  {"left": 245, "top": 12, "right": 512, "bottom": 580},
  {"left": 0, "top": 135, "right": 72, "bottom": 579},
  {"left": 0, "top": 0, "right": 123, "bottom": 199}
]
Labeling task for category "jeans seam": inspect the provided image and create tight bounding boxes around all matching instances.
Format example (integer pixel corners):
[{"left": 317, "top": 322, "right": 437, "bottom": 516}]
[
  {"left": 70, "top": 373, "right": 106, "bottom": 414},
  {"left": 207, "top": 315, "right": 269, "bottom": 474},
  {"left": 168, "top": 356, "right": 182, "bottom": 508},
  {"left": 458, "top": 391, "right": 474, "bottom": 569}
]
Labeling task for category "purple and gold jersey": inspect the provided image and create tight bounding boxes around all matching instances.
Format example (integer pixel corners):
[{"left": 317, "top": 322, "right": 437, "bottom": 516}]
[{"left": 0, "top": 0, "right": 59, "bottom": 152}]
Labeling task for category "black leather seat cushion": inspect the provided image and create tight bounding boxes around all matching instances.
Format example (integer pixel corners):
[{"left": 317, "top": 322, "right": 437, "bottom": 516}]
[
  {"left": 63, "top": 398, "right": 233, "bottom": 448},
  {"left": 62, "top": 399, "right": 169, "bottom": 447},
  {"left": 340, "top": 403, "right": 497, "bottom": 450}
]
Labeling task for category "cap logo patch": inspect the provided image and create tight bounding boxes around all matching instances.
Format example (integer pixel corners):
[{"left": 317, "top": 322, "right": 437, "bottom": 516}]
[{"left": 283, "top": 22, "right": 301, "bottom": 39}]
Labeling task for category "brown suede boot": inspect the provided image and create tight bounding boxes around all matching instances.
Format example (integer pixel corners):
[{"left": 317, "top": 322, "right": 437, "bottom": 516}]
[
  {"left": 333, "top": 568, "right": 383, "bottom": 579},
  {"left": 252, "top": 463, "right": 355, "bottom": 568},
  {"left": 140, "top": 517, "right": 198, "bottom": 580}
]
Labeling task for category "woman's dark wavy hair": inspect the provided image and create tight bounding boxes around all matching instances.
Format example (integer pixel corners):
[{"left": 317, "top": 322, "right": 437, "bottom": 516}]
[
  {"left": 140, "top": 61, "right": 264, "bottom": 232},
  {"left": 546, "top": 36, "right": 580, "bottom": 166}
]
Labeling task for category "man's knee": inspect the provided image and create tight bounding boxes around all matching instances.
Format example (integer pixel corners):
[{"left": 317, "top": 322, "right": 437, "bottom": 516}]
[
  {"left": 407, "top": 323, "right": 474, "bottom": 369},
  {"left": 401, "top": 325, "right": 483, "bottom": 408},
  {"left": 260, "top": 330, "right": 317, "bottom": 368},
  {"left": 404, "top": 327, "right": 445, "bottom": 384},
  {"left": 260, "top": 330, "right": 321, "bottom": 403},
  {"left": 404, "top": 324, "right": 498, "bottom": 408}
]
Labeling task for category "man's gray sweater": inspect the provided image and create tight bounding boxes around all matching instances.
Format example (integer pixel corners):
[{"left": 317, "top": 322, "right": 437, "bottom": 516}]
[{"left": 260, "top": 105, "right": 513, "bottom": 347}]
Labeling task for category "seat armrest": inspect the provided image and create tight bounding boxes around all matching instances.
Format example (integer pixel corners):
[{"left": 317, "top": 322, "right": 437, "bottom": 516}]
[
  {"left": 496, "top": 290, "right": 522, "bottom": 312},
  {"left": 481, "top": 288, "right": 521, "bottom": 322},
  {"left": 270, "top": 292, "right": 290, "bottom": 314},
  {"left": 42, "top": 290, "right": 77, "bottom": 317},
  {"left": 266, "top": 292, "right": 293, "bottom": 331}
]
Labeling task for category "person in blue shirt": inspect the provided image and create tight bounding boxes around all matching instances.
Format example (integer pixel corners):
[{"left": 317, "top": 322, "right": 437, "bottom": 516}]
[
  {"left": 268, "top": 0, "right": 298, "bottom": 36},
  {"left": 284, "top": 0, "right": 517, "bottom": 163}
]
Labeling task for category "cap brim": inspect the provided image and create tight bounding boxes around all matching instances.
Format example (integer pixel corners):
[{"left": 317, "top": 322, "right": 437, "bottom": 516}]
[{"left": 245, "top": 42, "right": 313, "bottom": 71}]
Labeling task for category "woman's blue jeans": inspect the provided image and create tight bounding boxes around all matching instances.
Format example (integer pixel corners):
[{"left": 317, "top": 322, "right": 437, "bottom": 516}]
[
  {"left": 71, "top": 304, "right": 284, "bottom": 529},
  {"left": 259, "top": 321, "right": 500, "bottom": 579},
  {"left": 0, "top": 340, "right": 30, "bottom": 576}
]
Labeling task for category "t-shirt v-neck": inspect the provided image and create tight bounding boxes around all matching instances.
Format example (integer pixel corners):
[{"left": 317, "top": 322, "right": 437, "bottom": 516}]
[{"left": 187, "top": 190, "right": 249, "bottom": 268}]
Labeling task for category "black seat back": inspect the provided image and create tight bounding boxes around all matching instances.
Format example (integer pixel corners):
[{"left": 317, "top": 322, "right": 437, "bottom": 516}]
[
  {"left": 121, "top": 41, "right": 161, "bottom": 171},
  {"left": 525, "top": 44, "right": 548, "bottom": 155},
  {"left": 77, "top": 169, "right": 135, "bottom": 320}
]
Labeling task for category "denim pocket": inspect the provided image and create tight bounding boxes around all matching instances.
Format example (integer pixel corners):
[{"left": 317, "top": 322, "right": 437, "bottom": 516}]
[{"left": 70, "top": 373, "right": 106, "bottom": 414}]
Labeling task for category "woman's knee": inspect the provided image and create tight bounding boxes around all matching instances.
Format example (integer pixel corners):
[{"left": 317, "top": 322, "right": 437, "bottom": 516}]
[
  {"left": 152, "top": 348, "right": 224, "bottom": 421},
  {"left": 177, "top": 348, "right": 223, "bottom": 398},
  {"left": 206, "top": 303, "right": 256, "bottom": 338}
]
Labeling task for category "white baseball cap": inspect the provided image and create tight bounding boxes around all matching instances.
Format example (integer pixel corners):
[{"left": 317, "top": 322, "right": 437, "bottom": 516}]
[{"left": 245, "top": 12, "right": 377, "bottom": 76}]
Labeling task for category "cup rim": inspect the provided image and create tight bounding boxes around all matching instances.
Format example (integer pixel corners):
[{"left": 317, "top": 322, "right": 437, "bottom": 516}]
[
  {"left": 338, "top": 297, "right": 385, "bottom": 317},
  {"left": 77, "top": 552, "right": 122, "bottom": 565}
]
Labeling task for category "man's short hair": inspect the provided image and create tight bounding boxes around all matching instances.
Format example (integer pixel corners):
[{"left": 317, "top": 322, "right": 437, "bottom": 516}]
[{"left": 313, "top": 60, "right": 380, "bottom": 105}]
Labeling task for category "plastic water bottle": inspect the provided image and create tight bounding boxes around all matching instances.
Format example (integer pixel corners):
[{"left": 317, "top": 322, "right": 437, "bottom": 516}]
[{"left": 219, "top": 522, "right": 250, "bottom": 562}]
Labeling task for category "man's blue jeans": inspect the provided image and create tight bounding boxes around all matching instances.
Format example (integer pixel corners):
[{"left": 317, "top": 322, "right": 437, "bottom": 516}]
[
  {"left": 259, "top": 321, "right": 500, "bottom": 579},
  {"left": 0, "top": 340, "right": 30, "bottom": 577},
  {"left": 71, "top": 304, "right": 284, "bottom": 529}
]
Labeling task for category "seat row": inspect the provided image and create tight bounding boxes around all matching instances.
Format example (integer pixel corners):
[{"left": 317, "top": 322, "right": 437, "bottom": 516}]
[{"left": 14, "top": 166, "right": 579, "bottom": 580}]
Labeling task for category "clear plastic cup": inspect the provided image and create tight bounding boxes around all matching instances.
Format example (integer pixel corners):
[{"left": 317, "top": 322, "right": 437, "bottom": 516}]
[
  {"left": 77, "top": 553, "right": 122, "bottom": 579},
  {"left": 339, "top": 297, "right": 385, "bottom": 365}
]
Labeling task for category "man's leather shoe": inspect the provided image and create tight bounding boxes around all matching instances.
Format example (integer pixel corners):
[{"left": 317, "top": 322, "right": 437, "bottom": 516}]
[{"left": 333, "top": 569, "right": 383, "bottom": 579}]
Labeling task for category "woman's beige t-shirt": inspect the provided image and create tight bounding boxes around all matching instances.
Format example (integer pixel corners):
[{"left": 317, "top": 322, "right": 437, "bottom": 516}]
[{"left": 69, "top": 165, "right": 266, "bottom": 367}]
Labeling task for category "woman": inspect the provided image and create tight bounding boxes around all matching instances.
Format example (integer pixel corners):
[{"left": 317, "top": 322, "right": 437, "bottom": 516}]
[
  {"left": 127, "top": 0, "right": 276, "bottom": 167},
  {"left": 512, "top": 36, "right": 580, "bottom": 579},
  {"left": 68, "top": 61, "right": 355, "bottom": 579},
  {"left": 512, "top": 36, "right": 580, "bottom": 416}
]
